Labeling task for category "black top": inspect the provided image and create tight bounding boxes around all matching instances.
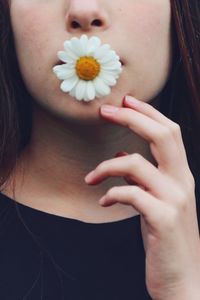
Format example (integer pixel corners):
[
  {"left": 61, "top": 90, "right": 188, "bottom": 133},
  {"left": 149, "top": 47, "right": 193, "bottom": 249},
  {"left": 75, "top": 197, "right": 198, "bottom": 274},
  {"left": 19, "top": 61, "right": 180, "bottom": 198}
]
[{"left": 0, "top": 192, "right": 152, "bottom": 300}]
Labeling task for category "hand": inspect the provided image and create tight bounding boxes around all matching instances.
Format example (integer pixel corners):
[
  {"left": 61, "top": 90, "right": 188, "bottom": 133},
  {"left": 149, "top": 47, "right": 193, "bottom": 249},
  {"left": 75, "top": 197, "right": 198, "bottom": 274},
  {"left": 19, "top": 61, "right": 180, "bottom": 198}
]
[{"left": 84, "top": 95, "right": 200, "bottom": 300}]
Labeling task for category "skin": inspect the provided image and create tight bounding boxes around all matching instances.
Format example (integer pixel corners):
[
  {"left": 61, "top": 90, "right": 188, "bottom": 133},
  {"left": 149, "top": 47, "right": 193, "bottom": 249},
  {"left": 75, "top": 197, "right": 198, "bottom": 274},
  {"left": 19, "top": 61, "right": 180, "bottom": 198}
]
[
  {"left": 4, "top": 0, "right": 200, "bottom": 298},
  {"left": 86, "top": 98, "right": 200, "bottom": 299},
  {"left": 10, "top": 0, "right": 172, "bottom": 123}
]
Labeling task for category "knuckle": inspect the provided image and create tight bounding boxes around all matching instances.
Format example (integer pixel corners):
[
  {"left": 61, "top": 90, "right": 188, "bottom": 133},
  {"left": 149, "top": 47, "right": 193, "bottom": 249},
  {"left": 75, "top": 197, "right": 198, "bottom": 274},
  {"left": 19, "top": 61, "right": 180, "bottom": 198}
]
[
  {"left": 159, "top": 206, "right": 179, "bottom": 231},
  {"left": 166, "top": 208, "right": 179, "bottom": 230},
  {"left": 184, "top": 180, "right": 195, "bottom": 201},
  {"left": 175, "top": 195, "right": 188, "bottom": 211},
  {"left": 130, "top": 185, "right": 141, "bottom": 197},
  {"left": 130, "top": 153, "right": 143, "bottom": 166},
  {"left": 187, "top": 172, "right": 195, "bottom": 188},
  {"left": 155, "top": 126, "right": 171, "bottom": 142},
  {"left": 155, "top": 124, "right": 181, "bottom": 143},
  {"left": 170, "top": 123, "right": 181, "bottom": 136},
  {"left": 107, "top": 186, "right": 119, "bottom": 197},
  {"left": 174, "top": 188, "right": 191, "bottom": 211},
  {"left": 96, "top": 161, "right": 108, "bottom": 173}
]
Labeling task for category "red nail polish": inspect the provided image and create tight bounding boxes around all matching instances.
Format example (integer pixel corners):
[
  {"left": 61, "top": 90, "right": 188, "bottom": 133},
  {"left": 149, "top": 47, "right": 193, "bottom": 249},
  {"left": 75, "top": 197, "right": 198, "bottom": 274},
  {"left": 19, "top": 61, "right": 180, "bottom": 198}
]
[
  {"left": 115, "top": 151, "right": 129, "bottom": 158},
  {"left": 122, "top": 96, "right": 127, "bottom": 106}
]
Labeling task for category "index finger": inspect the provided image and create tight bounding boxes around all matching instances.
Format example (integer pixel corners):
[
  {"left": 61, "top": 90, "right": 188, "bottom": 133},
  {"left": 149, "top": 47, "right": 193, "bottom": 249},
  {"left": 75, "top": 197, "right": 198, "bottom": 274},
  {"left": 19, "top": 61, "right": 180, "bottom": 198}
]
[{"left": 100, "top": 105, "right": 187, "bottom": 175}]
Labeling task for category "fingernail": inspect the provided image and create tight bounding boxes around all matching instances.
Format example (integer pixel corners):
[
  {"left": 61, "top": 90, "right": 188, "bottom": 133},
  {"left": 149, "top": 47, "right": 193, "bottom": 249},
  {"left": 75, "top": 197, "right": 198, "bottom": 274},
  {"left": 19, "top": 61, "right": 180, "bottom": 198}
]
[
  {"left": 125, "top": 95, "right": 140, "bottom": 106},
  {"left": 99, "top": 195, "right": 107, "bottom": 205},
  {"left": 85, "top": 170, "right": 95, "bottom": 183},
  {"left": 101, "top": 105, "right": 119, "bottom": 114},
  {"left": 115, "top": 151, "right": 129, "bottom": 158}
]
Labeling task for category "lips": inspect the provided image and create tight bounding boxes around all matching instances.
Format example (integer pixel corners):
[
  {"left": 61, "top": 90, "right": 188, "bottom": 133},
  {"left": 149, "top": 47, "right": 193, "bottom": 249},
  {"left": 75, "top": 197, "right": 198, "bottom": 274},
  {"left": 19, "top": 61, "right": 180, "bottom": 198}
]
[
  {"left": 56, "top": 59, "right": 125, "bottom": 66},
  {"left": 120, "top": 59, "right": 125, "bottom": 66},
  {"left": 56, "top": 61, "right": 66, "bottom": 65}
]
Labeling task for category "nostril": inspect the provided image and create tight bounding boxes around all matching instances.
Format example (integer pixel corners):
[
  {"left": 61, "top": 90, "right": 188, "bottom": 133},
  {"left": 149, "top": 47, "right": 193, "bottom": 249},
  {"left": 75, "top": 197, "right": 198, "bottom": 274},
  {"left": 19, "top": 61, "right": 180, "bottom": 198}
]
[
  {"left": 71, "top": 20, "right": 80, "bottom": 29},
  {"left": 91, "top": 19, "right": 103, "bottom": 27},
  {"left": 70, "top": 19, "right": 103, "bottom": 29}
]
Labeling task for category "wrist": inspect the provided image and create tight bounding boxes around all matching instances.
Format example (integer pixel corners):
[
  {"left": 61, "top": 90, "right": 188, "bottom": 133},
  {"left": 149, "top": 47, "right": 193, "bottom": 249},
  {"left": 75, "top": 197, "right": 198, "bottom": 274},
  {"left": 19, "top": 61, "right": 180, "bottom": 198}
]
[
  {"left": 155, "top": 283, "right": 200, "bottom": 300},
  {"left": 151, "top": 274, "right": 200, "bottom": 300}
]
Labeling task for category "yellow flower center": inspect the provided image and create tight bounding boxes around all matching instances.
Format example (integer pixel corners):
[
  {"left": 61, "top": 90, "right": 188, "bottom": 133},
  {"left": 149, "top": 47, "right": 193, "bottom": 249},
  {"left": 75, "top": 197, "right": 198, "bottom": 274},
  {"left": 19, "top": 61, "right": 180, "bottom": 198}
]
[{"left": 76, "top": 56, "right": 100, "bottom": 81}]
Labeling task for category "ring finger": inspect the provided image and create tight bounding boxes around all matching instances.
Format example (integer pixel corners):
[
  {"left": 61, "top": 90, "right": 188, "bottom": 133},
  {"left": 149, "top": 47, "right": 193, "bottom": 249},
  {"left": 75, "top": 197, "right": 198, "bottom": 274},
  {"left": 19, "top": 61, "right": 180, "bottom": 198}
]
[{"left": 85, "top": 154, "right": 164, "bottom": 197}]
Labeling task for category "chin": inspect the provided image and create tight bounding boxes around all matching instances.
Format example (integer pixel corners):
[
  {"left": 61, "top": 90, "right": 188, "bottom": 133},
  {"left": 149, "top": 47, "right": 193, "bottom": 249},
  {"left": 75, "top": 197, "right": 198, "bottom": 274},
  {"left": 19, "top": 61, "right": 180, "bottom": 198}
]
[
  {"left": 44, "top": 85, "right": 133, "bottom": 125},
  {"left": 58, "top": 99, "right": 116, "bottom": 126},
  {"left": 66, "top": 90, "right": 126, "bottom": 108}
]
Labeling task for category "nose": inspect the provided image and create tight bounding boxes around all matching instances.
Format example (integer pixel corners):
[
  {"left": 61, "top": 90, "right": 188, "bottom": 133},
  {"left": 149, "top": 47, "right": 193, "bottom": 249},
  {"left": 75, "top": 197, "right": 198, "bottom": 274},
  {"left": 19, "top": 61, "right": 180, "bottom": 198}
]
[{"left": 66, "top": 0, "right": 110, "bottom": 33}]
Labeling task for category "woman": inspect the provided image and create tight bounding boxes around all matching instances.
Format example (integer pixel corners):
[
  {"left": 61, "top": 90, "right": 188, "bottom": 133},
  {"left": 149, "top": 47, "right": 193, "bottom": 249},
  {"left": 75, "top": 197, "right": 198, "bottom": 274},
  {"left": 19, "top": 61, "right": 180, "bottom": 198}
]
[{"left": 0, "top": 0, "right": 200, "bottom": 299}]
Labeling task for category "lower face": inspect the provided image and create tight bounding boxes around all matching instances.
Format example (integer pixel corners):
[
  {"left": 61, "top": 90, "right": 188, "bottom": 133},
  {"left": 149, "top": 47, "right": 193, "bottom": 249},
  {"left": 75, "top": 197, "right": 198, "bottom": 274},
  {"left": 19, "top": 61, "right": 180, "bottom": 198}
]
[{"left": 10, "top": 0, "right": 172, "bottom": 125}]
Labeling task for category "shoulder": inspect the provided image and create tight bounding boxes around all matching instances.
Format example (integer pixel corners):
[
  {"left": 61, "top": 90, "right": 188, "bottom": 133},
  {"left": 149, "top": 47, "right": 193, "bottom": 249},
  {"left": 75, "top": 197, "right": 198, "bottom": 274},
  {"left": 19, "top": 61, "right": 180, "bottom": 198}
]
[{"left": 0, "top": 192, "right": 16, "bottom": 237}]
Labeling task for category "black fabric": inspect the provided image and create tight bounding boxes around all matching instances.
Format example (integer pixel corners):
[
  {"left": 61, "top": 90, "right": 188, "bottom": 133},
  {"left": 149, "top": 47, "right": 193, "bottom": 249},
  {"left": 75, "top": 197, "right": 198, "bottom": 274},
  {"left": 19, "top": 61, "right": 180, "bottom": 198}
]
[{"left": 0, "top": 192, "right": 152, "bottom": 300}]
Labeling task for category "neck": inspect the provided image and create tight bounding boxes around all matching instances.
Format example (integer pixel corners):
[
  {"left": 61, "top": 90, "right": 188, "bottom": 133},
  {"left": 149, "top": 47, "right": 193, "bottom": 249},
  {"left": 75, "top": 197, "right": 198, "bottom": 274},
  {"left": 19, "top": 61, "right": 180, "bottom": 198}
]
[{"left": 4, "top": 102, "right": 154, "bottom": 222}]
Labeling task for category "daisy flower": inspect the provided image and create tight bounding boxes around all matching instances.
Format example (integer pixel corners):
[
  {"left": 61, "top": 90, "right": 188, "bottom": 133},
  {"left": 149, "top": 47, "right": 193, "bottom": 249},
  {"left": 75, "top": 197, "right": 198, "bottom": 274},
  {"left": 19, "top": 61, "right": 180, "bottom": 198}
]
[{"left": 52, "top": 34, "right": 122, "bottom": 102}]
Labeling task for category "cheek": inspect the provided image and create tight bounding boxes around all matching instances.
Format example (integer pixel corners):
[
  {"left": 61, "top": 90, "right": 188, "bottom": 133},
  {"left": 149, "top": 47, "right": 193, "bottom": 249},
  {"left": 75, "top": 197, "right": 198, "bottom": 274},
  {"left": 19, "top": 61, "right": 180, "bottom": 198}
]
[
  {"left": 11, "top": 4, "right": 47, "bottom": 57},
  {"left": 10, "top": 3, "right": 55, "bottom": 94},
  {"left": 10, "top": 0, "right": 172, "bottom": 107},
  {"left": 120, "top": 2, "right": 172, "bottom": 100},
  {"left": 131, "top": 3, "right": 171, "bottom": 59}
]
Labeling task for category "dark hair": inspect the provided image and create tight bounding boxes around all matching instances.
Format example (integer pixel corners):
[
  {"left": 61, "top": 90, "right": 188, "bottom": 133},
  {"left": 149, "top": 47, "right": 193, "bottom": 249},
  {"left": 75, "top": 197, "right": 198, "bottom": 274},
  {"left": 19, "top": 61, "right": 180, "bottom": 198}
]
[
  {"left": 0, "top": 0, "right": 33, "bottom": 190},
  {"left": 0, "top": 1, "right": 200, "bottom": 298},
  {"left": 0, "top": 0, "right": 200, "bottom": 193}
]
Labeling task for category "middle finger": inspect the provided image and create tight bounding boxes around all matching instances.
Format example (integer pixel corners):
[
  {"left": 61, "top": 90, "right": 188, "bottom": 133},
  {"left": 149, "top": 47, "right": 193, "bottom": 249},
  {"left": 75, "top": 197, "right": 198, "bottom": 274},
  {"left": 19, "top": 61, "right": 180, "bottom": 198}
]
[{"left": 100, "top": 105, "right": 183, "bottom": 173}]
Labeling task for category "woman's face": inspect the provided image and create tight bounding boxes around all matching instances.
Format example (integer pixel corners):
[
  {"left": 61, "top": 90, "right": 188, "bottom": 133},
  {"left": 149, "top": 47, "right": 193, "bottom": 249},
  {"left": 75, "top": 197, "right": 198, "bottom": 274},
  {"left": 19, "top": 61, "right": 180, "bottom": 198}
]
[{"left": 10, "top": 0, "right": 172, "bottom": 124}]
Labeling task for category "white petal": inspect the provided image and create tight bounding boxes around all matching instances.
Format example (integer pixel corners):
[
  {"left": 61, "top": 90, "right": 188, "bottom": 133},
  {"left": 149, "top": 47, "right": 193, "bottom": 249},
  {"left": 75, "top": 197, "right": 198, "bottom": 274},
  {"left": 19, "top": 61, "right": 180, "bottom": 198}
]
[
  {"left": 53, "top": 63, "right": 75, "bottom": 73},
  {"left": 101, "top": 61, "right": 122, "bottom": 72},
  {"left": 54, "top": 68, "right": 76, "bottom": 80},
  {"left": 57, "top": 51, "right": 74, "bottom": 63},
  {"left": 61, "top": 76, "right": 79, "bottom": 92},
  {"left": 64, "top": 41, "right": 79, "bottom": 60},
  {"left": 99, "top": 71, "right": 117, "bottom": 86},
  {"left": 93, "top": 44, "right": 111, "bottom": 60},
  {"left": 65, "top": 62, "right": 76, "bottom": 69},
  {"left": 95, "top": 91, "right": 103, "bottom": 98},
  {"left": 87, "top": 36, "right": 101, "bottom": 55},
  {"left": 80, "top": 35, "right": 89, "bottom": 54},
  {"left": 53, "top": 65, "right": 65, "bottom": 73},
  {"left": 100, "top": 69, "right": 120, "bottom": 78},
  {"left": 69, "top": 87, "right": 76, "bottom": 98},
  {"left": 102, "top": 60, "right": 122, "bottom": 68},
  {"left": 98, "top": 50, "right": 118, "bottom": 64},
  {"left": 86, "top": 81, "right": 96, "bottom": 100},
  {"left": 83, "top": 95, "right": 90, "bottom": 102},
  {"left": 68, "top": 37, "right": 82, "bottom": 57},
  {"left": 75, "top": 80, "right": 87, "bottom": 101},
  {"left": 70, "top": 37, "right": 85, "bottom": 56},
  {"left": 93, "top": 77, "right": 111, "bottom": 96}
]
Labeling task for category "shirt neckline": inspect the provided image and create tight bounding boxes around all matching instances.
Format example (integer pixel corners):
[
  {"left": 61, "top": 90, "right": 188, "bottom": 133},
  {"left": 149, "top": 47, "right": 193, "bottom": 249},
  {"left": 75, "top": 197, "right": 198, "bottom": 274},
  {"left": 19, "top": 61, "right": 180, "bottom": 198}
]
[{"left": 0, "top": 191, "right": 140, "bottom": 226}]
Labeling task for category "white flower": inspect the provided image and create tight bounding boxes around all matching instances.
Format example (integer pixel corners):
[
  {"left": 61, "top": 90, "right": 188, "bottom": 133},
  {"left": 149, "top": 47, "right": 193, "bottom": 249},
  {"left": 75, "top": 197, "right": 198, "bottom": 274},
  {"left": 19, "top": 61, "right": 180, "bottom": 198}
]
[{"left": 52, "top": 34, "right": 122, "bottom": 102}]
